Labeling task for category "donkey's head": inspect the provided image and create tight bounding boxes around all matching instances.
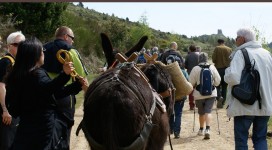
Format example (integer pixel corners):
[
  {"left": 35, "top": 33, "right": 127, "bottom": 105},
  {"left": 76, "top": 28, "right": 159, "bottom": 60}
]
[{"left": 79, "top": 33, "right": 169, "bottom": 150}]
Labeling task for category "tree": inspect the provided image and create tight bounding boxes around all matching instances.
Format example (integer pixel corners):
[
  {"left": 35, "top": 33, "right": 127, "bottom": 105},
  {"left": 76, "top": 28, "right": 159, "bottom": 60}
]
[
  {"left": 0, "top": 2, "right": 68, "bottom": 41},
  {"left": 138, "top": 12, "right": 149, "bottom": 26},
  {"left": 0, "top": 14, "right": 16, "bottom": 41},
  {"left": 252, "top": 26, "right": 271, "bottom": 51}
]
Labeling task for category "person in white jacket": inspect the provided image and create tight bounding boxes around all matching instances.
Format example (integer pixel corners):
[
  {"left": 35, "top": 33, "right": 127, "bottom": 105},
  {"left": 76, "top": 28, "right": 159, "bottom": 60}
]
[
  {"left": 189, "top": 52, "right": 221, "bottom": 140},
  {"left": 224, "top": 28, "right": 272, "bottom": 150}
]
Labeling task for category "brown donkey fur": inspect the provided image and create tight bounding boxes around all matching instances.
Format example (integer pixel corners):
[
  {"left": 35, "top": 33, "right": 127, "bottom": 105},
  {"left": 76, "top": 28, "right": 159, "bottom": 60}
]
[{"left": 80, "top": 33, "right": 169, "bottom": 150}]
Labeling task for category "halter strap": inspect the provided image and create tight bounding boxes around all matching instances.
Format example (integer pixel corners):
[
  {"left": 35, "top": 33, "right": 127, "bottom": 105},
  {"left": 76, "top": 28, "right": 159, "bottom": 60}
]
[
  {"left": 76, "top": 87, "right": 158, "bottom": 150},
  {"left": 76, "top": 62, "right": 165, "bottom": 149}
]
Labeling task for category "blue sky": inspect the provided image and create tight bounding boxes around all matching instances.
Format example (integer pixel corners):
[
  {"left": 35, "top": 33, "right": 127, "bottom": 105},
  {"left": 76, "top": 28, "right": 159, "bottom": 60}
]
[{"left": 80, "top": 2, "right": 272, "bottom": 43}]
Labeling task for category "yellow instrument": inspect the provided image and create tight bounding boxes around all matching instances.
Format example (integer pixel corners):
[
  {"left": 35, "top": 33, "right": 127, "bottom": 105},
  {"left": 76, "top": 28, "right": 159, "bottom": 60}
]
[{"left": 56, "top": 49, "right": 79, "bottom": 81}]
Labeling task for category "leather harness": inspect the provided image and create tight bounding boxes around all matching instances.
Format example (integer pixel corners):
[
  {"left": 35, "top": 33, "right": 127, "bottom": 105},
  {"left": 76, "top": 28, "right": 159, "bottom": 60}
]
[{"left": 76, "top": 62, "right": 166, "bottom": 150}]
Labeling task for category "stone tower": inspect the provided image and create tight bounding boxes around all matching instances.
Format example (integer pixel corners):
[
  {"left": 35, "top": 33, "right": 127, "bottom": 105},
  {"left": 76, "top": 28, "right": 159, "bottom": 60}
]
[{"left": 218, "top": 29, "right": 223, "bottom": 35}]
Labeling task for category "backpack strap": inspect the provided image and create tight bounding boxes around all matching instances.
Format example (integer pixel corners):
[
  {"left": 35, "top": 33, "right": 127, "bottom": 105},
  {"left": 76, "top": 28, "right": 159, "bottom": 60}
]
[
  {"left": 241, "top": 48, "right": 262, "bottom": 109},
  {"left": 195, "top": 64, "right": 215, "bottom": 92},
  {"left": 241, "top": 48, "right": 251, "bottom": 69},
  {"left": 198, "top": 63, "right": 210, "bottom": 68},
  {"left": 2, "top": 55, "right": 15, "bottom": 66}
]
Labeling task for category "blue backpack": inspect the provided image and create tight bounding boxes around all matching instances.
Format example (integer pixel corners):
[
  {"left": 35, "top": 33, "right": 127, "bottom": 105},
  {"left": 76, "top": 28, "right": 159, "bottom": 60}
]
[
  {"left": 196, "top": 64, "right": 214, "bottom": 96},
  {"left": 137, "top": 54, "right": 146, "bottom": 64}
]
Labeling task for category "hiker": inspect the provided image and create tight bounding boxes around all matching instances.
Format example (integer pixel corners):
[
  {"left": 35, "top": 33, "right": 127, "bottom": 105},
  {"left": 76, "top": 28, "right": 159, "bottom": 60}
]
[
  {"left": 5, "top": 38, "right": 86, "bottom": 150},
  {"left": 224, "top": 28, "right": 272, "bottom": 150},
  {"left": 189, "top": 52, "right": 220, "bottom": 140},
  {"left": 160, "top": 42, "right": 184, "bottom": 67},
  {"left": 169, "top": 68, "right": 189, "bottom": 139},
  {"left": 196, "top": 46, "right": 201, "bottom": 53},
  {"left": 212, "top": 39, "right": 232, "bottom": 108},
  {"left": 0, "top": 31, "right": 25, "bottom": 150},
  {"left": 151, "top": 46, "right": 158, "bottom": 55},
  {"left": 137, "top": 48, "right": 146, "bottom": 64},
  {"left": 99, "top": 49, "right": 119, "bottom": 72},
  {"left": 185, "top": 45, "right": 200, "bottom": 110},
  {"left": 160, "top": 42, "right": 187, "bottom": 139},
  {"left": 157, "top": 48, "right": 165, "bottom": 61},
  {"left": 42, "top": 26, "right": 89, "bottom": 149}
]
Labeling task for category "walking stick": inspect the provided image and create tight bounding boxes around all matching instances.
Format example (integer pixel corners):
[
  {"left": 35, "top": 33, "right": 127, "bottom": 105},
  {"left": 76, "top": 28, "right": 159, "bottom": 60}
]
[
  {"left": 193, "top": 105, "right": 195, "bottom": 132},
  {"left": 215, "top": 101, "right": 221, "bottom": 135}
]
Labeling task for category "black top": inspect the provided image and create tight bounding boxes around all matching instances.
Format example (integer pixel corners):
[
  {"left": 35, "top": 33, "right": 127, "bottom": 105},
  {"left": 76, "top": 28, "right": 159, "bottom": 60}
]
[
  {"left": 0, "top": 53, "right": 14, "bottom": 82},
  {"left": 0, "top": 53, "right": 14, "bottom": 113},
  {"left": 42, "top": 39, "right": 86, "bottom": 123},
  {"left": 6, "top": 68, "right": 82, "bottom": 150},
  {"left": 42, "top": 39, "right": 73, "bottom": 73}
]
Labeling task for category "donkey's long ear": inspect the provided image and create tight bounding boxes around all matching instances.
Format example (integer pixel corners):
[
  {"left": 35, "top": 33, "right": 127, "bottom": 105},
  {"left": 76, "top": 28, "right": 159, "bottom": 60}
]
[
  {"left": 101, "top": 33, "right": 115, "bottom": 68},
  {"left": 125, "top": 36, "right": 148, "bottom": 57}
]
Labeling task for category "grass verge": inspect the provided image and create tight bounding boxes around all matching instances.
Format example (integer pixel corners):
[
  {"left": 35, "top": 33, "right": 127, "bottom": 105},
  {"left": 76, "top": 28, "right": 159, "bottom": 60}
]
[{"left": 75, "top": 73, "right": 99, "bottom": 109}]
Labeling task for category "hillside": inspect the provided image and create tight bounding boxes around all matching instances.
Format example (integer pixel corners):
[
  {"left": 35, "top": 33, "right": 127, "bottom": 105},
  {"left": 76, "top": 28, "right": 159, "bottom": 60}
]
[
  {"left": 63, "top": 3, "right": 236, "bottom": 72},
  {"left": 0, "top": 3, "right": 236, "bottom": 73}
]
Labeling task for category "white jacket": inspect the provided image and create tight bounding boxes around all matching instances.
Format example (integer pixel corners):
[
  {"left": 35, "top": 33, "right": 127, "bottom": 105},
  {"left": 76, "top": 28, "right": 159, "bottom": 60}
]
[
  {"left": 189, "top": 63, "right": 221, "bottom": 100},
  {"left": 224, "top": 41, "right": 272, "bottom": 117}
]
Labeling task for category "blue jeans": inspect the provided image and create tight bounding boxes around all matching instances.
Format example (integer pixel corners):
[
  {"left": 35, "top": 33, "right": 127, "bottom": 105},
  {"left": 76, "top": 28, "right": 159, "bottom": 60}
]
[
  {"left": 234, "top": 116, "right": 269, "bottom": 150},
  {"left": 170, "top": 99, "right": 185, "bottom": 134}
]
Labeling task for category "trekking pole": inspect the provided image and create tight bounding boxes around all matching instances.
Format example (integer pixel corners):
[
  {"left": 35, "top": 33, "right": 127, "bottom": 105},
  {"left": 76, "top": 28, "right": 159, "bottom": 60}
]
[
  {"left": 168, "top": 134, "right": 173, "bottom": 150},
  {"left": 215, "top": 101, "right": 220, "bottom": 135},
  {"left": 193, "top": 105, "right": 195, "bottom": 132}
]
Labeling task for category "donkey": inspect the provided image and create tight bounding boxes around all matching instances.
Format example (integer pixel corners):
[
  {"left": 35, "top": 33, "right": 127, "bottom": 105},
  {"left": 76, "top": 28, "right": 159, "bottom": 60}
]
[
  {"left": 140, "top": 58, "right": 175, "bottom": 119},
  {"left": 77, "top": 33, "right": 170, "bottom": 150}
]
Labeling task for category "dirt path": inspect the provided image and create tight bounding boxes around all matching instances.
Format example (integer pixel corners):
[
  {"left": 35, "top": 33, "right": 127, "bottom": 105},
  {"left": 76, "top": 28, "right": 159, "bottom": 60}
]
[{"left": 70, "top": 100, "right": 254, "bottom": 150}]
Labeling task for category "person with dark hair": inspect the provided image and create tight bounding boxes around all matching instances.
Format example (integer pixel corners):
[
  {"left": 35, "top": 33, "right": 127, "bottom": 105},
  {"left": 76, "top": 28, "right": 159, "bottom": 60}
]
[
  {"left": 212, "top": 38, "right": 232, "bottom": 108},
  {"left": 42, "top": 26, "right": 89, "bottom": 149},
  {"left": 185, "top": 44, "right": 200, "bottom": 110},
  {"left": 5, "top": 38, "right": 87, "bottom": 150},
  {"left": 225, "top": 28, "right": 272, "bottom": 149},
  {"left": 189, "top": 52, "right": 220, "bottom": 140},
  {"left": 160, "top": 42, "right": 187, "bottom": 139},
  {"left": 0, "top": 31, "right": 25, "bottom": 150},
  {"left": 157, "top": 48, "right": 165, "bottom": 61}
]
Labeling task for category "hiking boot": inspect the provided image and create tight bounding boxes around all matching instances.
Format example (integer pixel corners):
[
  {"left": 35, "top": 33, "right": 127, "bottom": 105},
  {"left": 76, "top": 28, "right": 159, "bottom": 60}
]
[
  {"left": 217, "top": 97, "right": 224, "bottom": 108},
  {"left": 174, "top": 132, "right": 180, "bottom": 139},
  {"left": 170, "top": 130, "right": 173, "bottom": 134},
  {"left": 197, "top": 129, "right": 204, "bottom": 136},
  {"left": 204, "top": 129, "right": 210, "bottom": 139}
]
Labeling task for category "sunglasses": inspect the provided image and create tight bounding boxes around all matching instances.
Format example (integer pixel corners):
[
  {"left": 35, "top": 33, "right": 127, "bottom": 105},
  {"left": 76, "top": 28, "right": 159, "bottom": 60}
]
[
  {"left": 66, "top": 34, "right": 75, "bottom": 40},
  {"left": 10, "top": 43, "right": 19, "bottom": 47}
]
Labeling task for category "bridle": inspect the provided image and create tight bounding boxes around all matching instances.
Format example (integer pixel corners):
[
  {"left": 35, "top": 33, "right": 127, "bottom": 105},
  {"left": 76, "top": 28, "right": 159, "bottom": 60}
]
[
  {"left": 142, "top": 62, "right": 176, "bottom": 105},
  {"left": 155, "top": 63, "right": 176, "bottom": 102},
  {"left": 142, "top": 53, "right": 176, "bottom": 102},
  {"left": 76, "top": 62, "right": 166, "bottom": 150}
]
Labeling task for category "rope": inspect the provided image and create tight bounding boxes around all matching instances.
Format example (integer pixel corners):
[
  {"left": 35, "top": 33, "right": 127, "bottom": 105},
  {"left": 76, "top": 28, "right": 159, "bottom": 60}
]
[{"left": 56, "top": 49, "right": 79, "bottom": 81}]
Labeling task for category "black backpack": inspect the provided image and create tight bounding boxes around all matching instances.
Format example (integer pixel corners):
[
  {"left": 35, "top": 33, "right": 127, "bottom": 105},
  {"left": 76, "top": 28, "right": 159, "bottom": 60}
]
[
  {"left": 231, "top": 48, "right": 261, "bottom": 109},
  {"left": 196, "top": 64, "right": 214, "bottom": 96},
  {"left": 165, "top": 50, "right": 182, "bottom": 66}
]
